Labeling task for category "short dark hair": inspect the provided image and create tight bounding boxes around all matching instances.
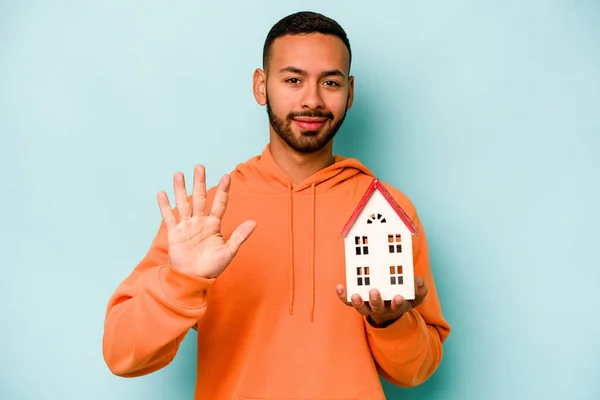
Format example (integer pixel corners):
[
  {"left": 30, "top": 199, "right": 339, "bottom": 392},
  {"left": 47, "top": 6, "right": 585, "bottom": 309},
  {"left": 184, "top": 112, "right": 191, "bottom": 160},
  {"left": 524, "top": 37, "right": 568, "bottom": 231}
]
[{"left": 262, "top": 11, "right": 352, "bottom": 72}]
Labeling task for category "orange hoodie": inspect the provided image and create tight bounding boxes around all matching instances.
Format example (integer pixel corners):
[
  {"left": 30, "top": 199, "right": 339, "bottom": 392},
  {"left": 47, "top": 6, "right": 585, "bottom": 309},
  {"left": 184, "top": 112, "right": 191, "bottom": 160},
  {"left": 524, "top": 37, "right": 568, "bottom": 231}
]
[{"left": 102, "top": 144, "right": 451, "bottom": 399}]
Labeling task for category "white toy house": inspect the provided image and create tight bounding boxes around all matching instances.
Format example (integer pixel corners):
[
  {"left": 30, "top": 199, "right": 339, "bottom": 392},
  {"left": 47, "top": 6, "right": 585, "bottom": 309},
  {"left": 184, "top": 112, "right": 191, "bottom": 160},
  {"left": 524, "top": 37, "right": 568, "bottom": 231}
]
[{"left": 340, "top": 178, "right": 417, "bottom": 302}]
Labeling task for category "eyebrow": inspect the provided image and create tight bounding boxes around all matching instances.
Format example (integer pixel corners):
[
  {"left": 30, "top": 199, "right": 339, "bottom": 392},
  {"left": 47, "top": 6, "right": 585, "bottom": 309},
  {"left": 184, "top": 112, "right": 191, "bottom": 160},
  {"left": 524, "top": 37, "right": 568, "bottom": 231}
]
[{"left": 279, "top": 66, "right": 346, "bottom": 79}]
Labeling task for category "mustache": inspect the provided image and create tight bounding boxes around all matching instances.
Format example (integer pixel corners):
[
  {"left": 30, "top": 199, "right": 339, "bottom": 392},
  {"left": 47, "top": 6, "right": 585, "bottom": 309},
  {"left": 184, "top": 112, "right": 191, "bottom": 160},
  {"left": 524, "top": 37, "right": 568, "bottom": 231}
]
[{"left": 287, "top": 110, "right": 334, "bottom": 120}]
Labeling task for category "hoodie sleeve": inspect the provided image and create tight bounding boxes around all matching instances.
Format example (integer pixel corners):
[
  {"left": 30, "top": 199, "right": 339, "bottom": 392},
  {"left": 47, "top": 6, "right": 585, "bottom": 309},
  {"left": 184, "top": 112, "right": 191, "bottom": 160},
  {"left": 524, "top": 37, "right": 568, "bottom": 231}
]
[
  {"left": 364, "top": 210, "right": 451, "bottom": 387},
  {"left": 102, "top": 195, "right": 215, "bottom": 378}
]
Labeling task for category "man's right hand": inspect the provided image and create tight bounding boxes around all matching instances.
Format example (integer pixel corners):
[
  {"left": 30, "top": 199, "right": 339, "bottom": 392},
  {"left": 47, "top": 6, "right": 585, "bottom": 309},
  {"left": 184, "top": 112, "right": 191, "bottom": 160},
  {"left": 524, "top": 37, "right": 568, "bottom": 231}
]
[{"left": 157, "top": 165, "right": 257, "bottom": 279}]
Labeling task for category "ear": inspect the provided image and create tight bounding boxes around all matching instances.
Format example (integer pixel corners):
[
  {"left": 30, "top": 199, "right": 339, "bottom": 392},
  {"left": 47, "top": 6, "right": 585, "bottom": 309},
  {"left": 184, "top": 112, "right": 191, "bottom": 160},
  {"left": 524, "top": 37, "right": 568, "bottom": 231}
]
[
  {"left": 253, "top": 68, "right": 267, "bottom": 106},
  {"left": 346, "top": 75, "right": 355, "bottom": 111}
]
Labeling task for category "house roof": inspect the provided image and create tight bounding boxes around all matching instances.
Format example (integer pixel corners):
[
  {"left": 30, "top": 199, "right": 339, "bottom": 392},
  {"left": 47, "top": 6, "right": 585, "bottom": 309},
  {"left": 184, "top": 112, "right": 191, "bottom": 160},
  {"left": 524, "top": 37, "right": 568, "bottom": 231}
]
[{"left": 339, "top": 178, "right": 417, "bottom": 237}]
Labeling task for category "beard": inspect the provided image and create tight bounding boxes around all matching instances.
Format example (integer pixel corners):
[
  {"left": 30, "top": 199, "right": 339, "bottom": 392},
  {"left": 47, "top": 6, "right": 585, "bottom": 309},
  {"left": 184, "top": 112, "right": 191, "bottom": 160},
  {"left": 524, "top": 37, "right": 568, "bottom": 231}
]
[{"left": 266, "top": 97, "right": 347, "bottom": 154}]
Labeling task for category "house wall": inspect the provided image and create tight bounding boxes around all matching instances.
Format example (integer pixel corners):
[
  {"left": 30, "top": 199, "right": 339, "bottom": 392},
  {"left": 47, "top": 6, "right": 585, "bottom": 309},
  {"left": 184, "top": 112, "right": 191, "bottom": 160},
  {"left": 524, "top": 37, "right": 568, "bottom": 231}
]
[{"left": 344, "top": 190, "right": 415, "bottom": 301}]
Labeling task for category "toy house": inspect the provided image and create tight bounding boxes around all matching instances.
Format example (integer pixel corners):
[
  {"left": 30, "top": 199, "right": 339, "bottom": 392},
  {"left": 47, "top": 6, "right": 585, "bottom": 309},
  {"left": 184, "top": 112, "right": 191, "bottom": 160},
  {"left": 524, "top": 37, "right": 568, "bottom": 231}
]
[{"left": 340, "top": 178, "right": 417, "bottom": 302}]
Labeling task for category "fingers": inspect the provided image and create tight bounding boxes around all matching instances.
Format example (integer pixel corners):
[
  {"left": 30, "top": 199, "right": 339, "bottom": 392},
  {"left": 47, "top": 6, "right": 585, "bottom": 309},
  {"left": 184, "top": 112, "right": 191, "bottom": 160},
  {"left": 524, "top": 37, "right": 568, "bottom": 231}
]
[
  {"left": 208, "top": 175, "right": 231, "bottom": 224},
  {"left": 413, "top": 275, "right": 429, "bottom": 307},
  {"left": 350, "top": 294, "right": 371, "bottom": 317},
  {"left": 192, "top": 165, "right": 206, "bottom": 217},
  {"left": 335, "top": 279, "right": 427, "bottom": 317},
  {"left": 225, "top": 220, "right": 257, "bottom": 256},
  {"left": 335, "top": 285, "right": 352, "bottom": 306},
  {"left": 368, "top": 289, "right": 386, "bottom": 314},
  {"left": 157, "top": 191, "right": 177, "bottom": 231},
  {"left": 335, "top": 287, "right": 386, "bottom": 315},
  {"left": 388, "top": 277, "right": 428, "bottom": 314},
  {"left": 389, "top": 295, "right": 406, "bottom": 315},
  {"left": 173, "top": 172, "right": 191, "bottom": 221}
]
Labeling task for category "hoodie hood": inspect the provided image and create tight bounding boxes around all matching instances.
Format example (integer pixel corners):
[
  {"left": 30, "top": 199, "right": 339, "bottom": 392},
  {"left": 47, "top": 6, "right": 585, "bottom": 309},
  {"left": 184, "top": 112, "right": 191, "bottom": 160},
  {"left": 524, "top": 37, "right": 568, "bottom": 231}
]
[
  {"left": 233, "top": 144, "right": 375, "bottom": 194},
  {"left": 231, "top": 144, "right": 375, "bottom": 321}
]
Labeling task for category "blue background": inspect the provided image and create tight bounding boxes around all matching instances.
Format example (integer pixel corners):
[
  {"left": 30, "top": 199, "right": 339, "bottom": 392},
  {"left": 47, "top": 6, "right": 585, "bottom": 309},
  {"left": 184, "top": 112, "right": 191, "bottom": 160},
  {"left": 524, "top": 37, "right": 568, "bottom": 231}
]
[{"left": 1, "top": 1, "right": 599, "bottom": 399}]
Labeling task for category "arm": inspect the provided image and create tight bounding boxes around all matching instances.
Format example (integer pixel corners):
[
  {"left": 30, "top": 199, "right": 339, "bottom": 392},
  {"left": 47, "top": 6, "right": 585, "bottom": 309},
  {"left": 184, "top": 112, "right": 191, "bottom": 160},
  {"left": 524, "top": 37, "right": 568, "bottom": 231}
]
[
  {"left": 102, "top": 166, "right": 256, "bottom": 378},
  {"left": 102, "top": 220, "right": 214, "bottom": 377},
  {"left": 364, "top": 212, "right": 450, "bottom": 387}
]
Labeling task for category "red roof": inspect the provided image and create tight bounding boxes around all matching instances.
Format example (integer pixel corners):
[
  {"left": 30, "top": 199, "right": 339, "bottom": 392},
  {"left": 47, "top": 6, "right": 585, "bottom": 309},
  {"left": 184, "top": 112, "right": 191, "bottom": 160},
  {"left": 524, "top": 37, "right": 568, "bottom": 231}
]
[{"left": 339, "top": 178, "right": 417, "bottom": 237}]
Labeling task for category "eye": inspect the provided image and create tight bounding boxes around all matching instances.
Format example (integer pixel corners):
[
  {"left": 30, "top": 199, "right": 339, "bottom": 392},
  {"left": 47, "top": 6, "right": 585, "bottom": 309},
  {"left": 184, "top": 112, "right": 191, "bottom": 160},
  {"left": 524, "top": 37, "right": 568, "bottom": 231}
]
[
  {"left": 286, "top": 78, "right": 301, "bottom": 84},
  {"left": 324, "top": 80, "right": 340, "bottom": 87}
]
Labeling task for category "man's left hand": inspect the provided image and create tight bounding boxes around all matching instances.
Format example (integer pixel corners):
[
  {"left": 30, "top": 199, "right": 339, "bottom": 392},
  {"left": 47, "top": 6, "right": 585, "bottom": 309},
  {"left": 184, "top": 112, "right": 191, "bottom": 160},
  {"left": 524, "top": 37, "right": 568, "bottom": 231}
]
[{"left": 336, "top": 276, "right": 428, "bottom": 328}]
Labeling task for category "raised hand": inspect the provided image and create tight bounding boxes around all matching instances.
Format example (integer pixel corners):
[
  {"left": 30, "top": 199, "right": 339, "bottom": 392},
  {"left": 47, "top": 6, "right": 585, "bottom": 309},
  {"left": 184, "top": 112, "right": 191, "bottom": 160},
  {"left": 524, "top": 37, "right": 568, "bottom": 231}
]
[
  {"left": 335, "top": 276, "right": 428, "bottom": 327},
  {"left": 157, "top": 165, "right": 257, "bottom": 279}
]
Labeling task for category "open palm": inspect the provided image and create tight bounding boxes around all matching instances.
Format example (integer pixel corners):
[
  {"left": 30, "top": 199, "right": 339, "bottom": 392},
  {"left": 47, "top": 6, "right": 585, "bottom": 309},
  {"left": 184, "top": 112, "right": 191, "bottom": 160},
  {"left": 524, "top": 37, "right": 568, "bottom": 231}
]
[{"left": 157, "top": 165, "right": 257, "bottom": 279}]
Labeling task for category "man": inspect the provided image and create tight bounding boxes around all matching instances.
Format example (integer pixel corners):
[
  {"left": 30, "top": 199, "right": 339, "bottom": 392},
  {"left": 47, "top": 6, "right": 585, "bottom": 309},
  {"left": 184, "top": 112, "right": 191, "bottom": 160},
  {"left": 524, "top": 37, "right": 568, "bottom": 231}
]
[{"left": 102, "top": 11, "right": 450, "bottom": 399}]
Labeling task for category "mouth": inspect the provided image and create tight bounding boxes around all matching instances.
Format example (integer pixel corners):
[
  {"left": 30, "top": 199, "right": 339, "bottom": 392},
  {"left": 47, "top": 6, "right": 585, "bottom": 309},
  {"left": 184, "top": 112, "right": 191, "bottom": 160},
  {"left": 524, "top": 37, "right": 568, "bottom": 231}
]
[{"left": 292, "top": 117, "right": 328, "bottom": 131}]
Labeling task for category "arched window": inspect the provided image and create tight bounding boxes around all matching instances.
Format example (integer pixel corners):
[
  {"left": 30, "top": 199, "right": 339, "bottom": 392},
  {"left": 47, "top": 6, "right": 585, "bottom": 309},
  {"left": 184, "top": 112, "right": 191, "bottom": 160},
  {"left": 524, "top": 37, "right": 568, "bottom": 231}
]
[{"left": 366, "top": 213, "right": 386, "bottom": 224}]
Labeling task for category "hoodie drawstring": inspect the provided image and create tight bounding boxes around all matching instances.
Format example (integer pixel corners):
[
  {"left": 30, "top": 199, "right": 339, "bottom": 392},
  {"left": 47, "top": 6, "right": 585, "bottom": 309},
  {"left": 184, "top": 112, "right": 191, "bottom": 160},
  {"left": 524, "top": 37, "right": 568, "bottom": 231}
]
[
  {"left": 287, "top": 182, "right": 317, "bottom": 322},
  {"left": 288, "top": 182, "right": 295, "bottom": 315},
  {"left": 310, "top": 182, "right": 316, "bottom": 322}
]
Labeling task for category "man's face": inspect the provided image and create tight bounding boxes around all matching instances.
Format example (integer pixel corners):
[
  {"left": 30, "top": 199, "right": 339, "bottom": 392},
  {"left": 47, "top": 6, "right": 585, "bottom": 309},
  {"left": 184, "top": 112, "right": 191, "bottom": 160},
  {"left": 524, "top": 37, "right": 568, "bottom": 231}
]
[{"left": 256, "top": 33, "right": 354, "bottom": 154}]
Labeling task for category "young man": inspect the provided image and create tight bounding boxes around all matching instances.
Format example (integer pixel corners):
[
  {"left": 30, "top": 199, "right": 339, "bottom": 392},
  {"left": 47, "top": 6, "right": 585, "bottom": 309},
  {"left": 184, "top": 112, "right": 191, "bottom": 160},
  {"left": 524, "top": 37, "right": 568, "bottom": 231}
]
[{"left": 102, "top": 11, "right": 450, "bottom": 399}]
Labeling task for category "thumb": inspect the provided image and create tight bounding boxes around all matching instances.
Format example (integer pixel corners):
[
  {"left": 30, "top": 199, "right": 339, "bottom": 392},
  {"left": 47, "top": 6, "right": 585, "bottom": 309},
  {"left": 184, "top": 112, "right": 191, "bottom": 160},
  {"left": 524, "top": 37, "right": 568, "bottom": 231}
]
[{"left": 225, "top": 220, "right": 257, "bottom": 256}]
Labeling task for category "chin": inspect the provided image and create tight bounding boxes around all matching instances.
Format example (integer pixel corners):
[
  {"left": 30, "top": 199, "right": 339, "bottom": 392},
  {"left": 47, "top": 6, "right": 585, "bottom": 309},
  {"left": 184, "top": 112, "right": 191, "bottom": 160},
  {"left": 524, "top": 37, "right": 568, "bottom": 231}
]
[
  {"left": 294, "top": 125, "right": 325, "bottom": 136},
  {"left": 299, "top": 130, "right": 320, "bottom": 137}
]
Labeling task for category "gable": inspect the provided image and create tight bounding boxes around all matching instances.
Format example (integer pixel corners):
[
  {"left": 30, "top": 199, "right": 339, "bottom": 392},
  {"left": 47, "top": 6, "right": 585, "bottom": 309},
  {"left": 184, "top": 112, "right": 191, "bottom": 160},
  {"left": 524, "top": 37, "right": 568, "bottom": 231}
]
[
  {"left": 351, "top": 190, "right": 403, "bottom": 229},
  {"left": 340, "top": 179, "right": 417, "bottom": 237}
]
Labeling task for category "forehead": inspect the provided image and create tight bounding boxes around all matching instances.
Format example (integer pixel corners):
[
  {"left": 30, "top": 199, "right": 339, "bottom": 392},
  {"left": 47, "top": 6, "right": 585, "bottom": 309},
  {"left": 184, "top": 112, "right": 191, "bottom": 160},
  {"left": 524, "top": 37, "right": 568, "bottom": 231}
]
[{"left": 268, "top": 33, "right": 350, "bottom": 74}]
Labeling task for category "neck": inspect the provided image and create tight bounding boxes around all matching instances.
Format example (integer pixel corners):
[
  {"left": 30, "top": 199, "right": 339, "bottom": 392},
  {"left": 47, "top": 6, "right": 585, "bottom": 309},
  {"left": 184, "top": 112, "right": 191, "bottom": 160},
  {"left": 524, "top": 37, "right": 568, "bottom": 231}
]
[{"left": 269, "top": 132, "right": 335, "bottom": 184}]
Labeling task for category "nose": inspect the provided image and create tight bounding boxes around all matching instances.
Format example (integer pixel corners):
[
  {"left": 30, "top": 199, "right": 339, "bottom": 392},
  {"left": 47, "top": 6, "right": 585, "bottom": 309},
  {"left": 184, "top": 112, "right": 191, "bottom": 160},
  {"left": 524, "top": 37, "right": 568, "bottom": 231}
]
[{"left": 300, "top": 83, "right": 324, "bottom": 110}]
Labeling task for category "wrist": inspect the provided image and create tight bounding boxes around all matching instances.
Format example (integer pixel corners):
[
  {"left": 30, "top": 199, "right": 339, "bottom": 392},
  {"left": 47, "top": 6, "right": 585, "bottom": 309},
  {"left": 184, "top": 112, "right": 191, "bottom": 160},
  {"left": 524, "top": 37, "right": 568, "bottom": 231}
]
[
  {"left": 160, "top": 264, "right": 214, "bottom": 308},
  {"left": 168, "top": 261, "right": 212, "bottom": 280},
  {"left": 367, "top": 313, "right": 404, "bottom": 328}
]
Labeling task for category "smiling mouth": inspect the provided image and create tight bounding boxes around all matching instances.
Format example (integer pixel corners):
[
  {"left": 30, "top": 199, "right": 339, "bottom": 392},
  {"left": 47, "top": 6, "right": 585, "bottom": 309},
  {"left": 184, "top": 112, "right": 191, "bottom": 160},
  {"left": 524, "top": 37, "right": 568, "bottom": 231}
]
[{"left": 292, "top": 117, "right": 328, "bottom": 131}]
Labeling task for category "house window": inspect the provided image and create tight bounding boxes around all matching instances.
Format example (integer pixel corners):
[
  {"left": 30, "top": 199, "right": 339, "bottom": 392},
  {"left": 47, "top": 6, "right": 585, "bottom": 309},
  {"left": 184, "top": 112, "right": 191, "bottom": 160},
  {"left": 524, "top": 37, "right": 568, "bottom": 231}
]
[
  {"left": 366, "top": 213, "right": 386, "bottom": 224},
  {"left": 357, "top": 266, "right": 371, "bottom": 286},
  {"left": 389, "top": 265, "right": 404, "bottom": 285},
  {"left": 388, "top": 234, "right": 402, "bottom": 253},
  {"left": 354, "top": 236, "right": 369, "bottom": 255}
]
